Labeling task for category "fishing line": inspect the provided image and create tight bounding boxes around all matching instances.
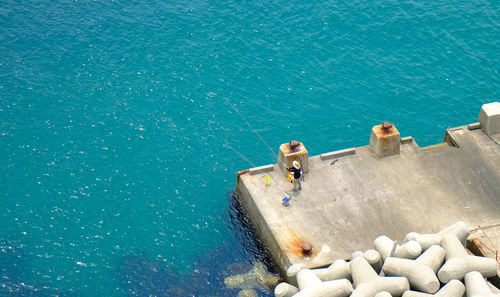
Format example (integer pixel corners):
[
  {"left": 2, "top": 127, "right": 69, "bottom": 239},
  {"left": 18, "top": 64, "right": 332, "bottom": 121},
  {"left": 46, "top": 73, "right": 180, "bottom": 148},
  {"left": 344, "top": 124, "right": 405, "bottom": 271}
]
[
  {"left": 224, "top": 142, "right": 293, "bottom": 196},
  {"left": 224, "top": 99, "right": 294, "bottom": 170},
  {"left": 225, "top": 99, "right": 279, "bottom": 160},
  {"left": 224, "top": 143, "right": 259, "bottom": 169},
  {"left": 223, "top": 100, "right": 301, "bottom": 197}
]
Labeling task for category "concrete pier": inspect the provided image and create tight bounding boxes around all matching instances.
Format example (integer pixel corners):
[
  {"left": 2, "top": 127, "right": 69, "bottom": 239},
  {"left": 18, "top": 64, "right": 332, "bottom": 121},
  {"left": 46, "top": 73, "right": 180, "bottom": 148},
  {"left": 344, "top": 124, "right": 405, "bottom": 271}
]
[{"left": 235, "top": 105, "right": 500, "bottom": 276}]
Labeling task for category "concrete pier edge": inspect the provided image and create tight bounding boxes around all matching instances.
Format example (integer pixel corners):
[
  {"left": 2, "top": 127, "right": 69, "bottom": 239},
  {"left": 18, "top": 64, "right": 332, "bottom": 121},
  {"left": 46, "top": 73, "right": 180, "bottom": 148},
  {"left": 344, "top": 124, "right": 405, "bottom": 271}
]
[{"left": 235, "top": 103, "right": 500, "bottom": 290}]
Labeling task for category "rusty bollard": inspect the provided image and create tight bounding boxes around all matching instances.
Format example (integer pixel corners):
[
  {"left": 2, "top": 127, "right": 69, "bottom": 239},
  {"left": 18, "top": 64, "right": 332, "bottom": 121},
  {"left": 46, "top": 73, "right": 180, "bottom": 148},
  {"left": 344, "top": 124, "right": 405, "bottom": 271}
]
[
  {"left": 301, "top": 242, "right": 313, "bottom": 255},
  {"left": 369, "top": 122, "right": 400, "bottom": 158}
]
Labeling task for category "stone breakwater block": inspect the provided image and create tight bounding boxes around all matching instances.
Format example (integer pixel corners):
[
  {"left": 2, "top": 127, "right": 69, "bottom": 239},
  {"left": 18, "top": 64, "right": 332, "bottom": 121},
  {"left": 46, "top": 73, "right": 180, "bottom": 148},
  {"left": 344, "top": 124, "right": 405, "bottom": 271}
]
[
  {"left": 350, "top": 257, "right": 409, "bottom": 297},
  {"left": 438, "top": 234, "right": 499, "bottom": 283},
  {"left": 401, "top": 279, "right": 465, "bottom": 297},
  {"left": 294, "top": 269, "right": 353, "bottom": 297},
  {"left": 382, "top": 245, "right": 445, "bottom": 293},
  {"left": 369, "top": 123, "right": 401, "bottom": 158},
  {"left": 374, "top": 292, "right": 392, "bottom": 297},
  {"left": 465, "top": 271, "right": 500, "bottom": 297},
  {"left": 310, "top": 259, "right": 351, "bottom": 282},
  {"left": 374, "top": 235, "right": 422, "bottom": 260},
  {"left": 274, "top": 282, "right": 299, "bottom": 297},
  {"left": 352, "top": 250, "right": 383, "bottom": 273},
  {"left": 224, "top": 262, "right": 279, "bottom": 290},
  {"left": 479, "top": 101, "right": 500, "bottom": 136},
  {"left": 405, "top": 221, "right": 470, "bottom": 250}
]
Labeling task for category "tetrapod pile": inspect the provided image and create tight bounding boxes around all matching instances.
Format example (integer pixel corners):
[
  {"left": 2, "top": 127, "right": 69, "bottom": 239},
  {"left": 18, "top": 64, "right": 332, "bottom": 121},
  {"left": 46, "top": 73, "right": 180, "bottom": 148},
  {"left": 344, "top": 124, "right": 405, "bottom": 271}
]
[{"left": 274, "top": 221, "right": 500, "bottom": 297}]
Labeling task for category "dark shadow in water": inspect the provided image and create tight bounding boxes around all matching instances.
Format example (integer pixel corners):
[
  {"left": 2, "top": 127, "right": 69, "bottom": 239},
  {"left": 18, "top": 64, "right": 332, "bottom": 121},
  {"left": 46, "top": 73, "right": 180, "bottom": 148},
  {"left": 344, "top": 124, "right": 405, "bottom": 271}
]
[
  {"left": 117, "top": 190, "right": 278, "bottom": 296},
  {"left": 1, "top": 189, "right": 278, "bottom": 296},
  {"left": 0, "top": 241, "right": 76, "bottom": 297},
  {"left": 119, "top": 252, "right": 187, "bottom": 296},
  {"left": 227, "top": 189, "right": 279, "bottom": 276},
  {"left": 119, "top": 245, "right": 250, "bottom": 296}
]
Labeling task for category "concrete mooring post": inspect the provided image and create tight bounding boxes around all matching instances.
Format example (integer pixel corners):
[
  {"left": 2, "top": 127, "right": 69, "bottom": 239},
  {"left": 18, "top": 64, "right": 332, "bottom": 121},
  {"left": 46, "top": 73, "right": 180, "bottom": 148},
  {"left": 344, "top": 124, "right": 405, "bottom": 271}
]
[
  {"left": 277, "top": 140, "right": 309, "bottom": 176},
  {"left": 369, "top": 122, "right": 401, "bottom": 158},
  {"left": 479, "top": 101, "right": 500, "bottom": 136}
]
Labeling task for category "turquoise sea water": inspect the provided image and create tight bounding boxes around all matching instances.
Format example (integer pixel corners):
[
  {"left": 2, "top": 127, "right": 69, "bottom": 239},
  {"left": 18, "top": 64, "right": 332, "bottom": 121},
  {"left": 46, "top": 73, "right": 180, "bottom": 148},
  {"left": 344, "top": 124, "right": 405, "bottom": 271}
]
[{"left": 0, "top": 0, "right": 499, "bottom": 295}]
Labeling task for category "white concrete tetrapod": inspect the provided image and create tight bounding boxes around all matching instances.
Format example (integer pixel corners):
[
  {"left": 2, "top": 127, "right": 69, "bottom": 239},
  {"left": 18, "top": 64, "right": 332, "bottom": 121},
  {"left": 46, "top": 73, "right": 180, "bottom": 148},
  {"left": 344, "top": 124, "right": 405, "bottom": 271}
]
[
  {"left": 310, "top": 259, "right": 351, "bottom": 282},
  {"left": 374, "top": 235, "right": 422, "bottom": 260},
  {"left": 350, "top": 257, "right": 410, "bottom": 297},
  {"left": 489, "top": 281, "right": 500, "bottom": 294},
  {"left": 404, "top": 221, "right": 470, "bottom": 250},
  {"left": 274, "top": 282, "right": 299, "bottom": 297},
  {"left": 465, "top": 271, "right": 500, "bottom": 297},
  {"left": 292, "top": 279, "right": 353, "bottom": 297},
  {"left": 294, "top": 269, "right": 353, "bottom": 297},
  {"left": 438, "top": 234, "right": 498, "bottom": 283},
  {"left": 297, "top": 269, "right": 322, "bottom": 290},
  {"left": 286, "top": 264, "right": 303, "bottom": 285},
  {"left": 352, "top": 249, "right": 383, "bottom": 273},
  {"left": 374, "top": 292, "right": 392, "bottom": 297},
  {"left": 287, "top": 264, "right": 303, "bottom": 278},
  {"left": 382, "top": 245, "right": 445, "bottom": 293},
  {"left": 401, "top": 279, "right": 465, "bottom": 297}
]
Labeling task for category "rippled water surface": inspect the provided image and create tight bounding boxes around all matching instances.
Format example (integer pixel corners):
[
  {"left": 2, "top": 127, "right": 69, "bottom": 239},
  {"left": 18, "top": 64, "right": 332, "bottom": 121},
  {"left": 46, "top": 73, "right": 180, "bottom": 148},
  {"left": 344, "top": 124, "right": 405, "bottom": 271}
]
[{"left": 1, "top": 0, "right": 499, "bottom": 295}]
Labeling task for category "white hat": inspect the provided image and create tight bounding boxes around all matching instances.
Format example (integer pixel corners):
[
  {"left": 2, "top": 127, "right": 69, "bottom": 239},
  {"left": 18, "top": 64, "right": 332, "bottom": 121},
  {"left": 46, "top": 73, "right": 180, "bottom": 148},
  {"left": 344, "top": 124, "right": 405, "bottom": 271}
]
[{"left": 293, "top": 160, "right": 300, "bottom": 169}]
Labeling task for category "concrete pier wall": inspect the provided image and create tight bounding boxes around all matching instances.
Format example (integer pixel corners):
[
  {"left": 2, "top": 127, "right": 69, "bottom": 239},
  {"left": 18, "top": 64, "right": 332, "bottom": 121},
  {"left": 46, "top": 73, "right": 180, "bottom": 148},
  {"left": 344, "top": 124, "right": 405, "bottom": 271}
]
[{"left": 235, "top": 104, "right": 500, "bottom": 277}]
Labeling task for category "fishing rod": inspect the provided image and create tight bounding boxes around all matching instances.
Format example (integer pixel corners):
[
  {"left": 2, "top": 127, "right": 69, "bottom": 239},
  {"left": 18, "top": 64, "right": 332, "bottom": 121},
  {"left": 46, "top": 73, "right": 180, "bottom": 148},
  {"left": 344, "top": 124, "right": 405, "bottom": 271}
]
[
  {"left": 224, "top": 142, "right": 282, "bottom": 182},
  {"left": 225, "top": 99, "right": 307, "bottom": 185},
  {"left": 225, "top": 99, "right": 280, "bottom": 160},
  {"left": 223, "top": 100, "right": 305, "bottom": 197},
  {"left": 225, "top": 99, "right": 302, "bottom": 169},
  {"left": 224, "top": 143, "right": 292, "bottom": 195}
]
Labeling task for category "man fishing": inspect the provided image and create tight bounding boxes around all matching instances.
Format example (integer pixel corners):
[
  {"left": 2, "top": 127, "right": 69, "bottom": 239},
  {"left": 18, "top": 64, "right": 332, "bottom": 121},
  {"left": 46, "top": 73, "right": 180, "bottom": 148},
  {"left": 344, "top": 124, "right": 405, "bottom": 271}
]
[{"left": 287, "top": 160, "right": 302, "bottom": 190}]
